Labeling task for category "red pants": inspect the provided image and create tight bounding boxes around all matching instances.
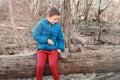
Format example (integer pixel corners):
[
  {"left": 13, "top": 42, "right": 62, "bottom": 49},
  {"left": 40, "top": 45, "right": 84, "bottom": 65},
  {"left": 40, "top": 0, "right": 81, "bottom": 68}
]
[{"left": 36, "top": 50, "right": 60, "bottom": 80}]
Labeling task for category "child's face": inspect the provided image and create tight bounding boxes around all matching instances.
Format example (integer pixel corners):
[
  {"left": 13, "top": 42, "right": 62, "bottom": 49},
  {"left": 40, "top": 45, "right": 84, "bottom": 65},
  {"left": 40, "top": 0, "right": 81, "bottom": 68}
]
[{"left": 47, "top": 15, "right": 60, "bottom": 25}]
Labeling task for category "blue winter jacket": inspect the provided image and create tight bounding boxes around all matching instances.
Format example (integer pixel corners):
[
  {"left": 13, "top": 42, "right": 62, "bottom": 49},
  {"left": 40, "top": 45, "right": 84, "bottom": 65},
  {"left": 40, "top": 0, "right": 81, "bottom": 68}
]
[{"left": 32, "top": 18, "right": 65, "bottom": 52}]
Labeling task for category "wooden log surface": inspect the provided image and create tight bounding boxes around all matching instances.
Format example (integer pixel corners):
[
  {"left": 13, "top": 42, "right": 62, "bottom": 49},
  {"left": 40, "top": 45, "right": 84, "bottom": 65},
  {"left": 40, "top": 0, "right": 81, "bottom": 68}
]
[{"left": 0, "top": 48, "right": 120, "bottom": 79}]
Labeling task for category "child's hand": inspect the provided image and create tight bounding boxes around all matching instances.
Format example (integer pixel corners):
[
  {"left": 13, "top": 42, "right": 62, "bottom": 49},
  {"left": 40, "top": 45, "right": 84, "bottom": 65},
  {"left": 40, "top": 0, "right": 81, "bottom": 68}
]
[
  {"left": 57, "top": 49, "right": 61, "bottom": 54},
  {"left": 47, "top": 39, "right": 54, "bottom": 46}
]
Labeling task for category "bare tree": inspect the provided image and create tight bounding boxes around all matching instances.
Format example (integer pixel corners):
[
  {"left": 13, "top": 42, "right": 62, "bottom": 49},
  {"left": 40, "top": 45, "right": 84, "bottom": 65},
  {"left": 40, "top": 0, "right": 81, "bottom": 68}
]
[
  {"left": 0, "top": 0, "right": 3, "bottom": 20},
  {"left": 94, "top": 0, "right": 112, "bottom": 44},
  {"left": 9, "top": 0, "right": 22, "bottom": 51},
  {"left": 70, "top": 0, "right": 81, "bottom": 31},
  {"left": 84, "top": 0, "right": 93, "bottom": 28},
  {"left": 62, "top": 0, "right": 72, "bottom": 52}
]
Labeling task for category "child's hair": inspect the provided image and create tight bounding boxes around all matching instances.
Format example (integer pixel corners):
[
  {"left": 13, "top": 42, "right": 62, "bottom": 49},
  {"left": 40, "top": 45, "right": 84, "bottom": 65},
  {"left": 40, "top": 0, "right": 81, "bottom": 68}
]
[{"left": 47, "top": 7, "right": 60, "bottom": 17}]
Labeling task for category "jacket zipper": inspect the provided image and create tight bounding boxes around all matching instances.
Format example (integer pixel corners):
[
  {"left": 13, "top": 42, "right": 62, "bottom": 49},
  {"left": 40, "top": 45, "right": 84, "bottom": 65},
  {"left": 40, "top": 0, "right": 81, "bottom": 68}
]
[{"left": 50, "top": 25, "right": 52, "bottom": 39}]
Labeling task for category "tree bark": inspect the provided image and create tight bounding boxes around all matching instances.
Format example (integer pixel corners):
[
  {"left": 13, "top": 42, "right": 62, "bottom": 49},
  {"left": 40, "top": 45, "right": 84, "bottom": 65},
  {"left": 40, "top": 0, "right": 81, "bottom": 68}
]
[
  {"left": 62, "top": 0, "right": 71, "bottom": 50},
  {"left": 0, "top": 49, "right": 120, "bottom": 79}
]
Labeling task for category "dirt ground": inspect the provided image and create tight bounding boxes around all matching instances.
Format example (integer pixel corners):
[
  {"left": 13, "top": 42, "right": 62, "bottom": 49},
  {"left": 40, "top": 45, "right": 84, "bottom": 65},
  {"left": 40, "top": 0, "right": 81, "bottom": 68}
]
[
  {"left": 0, "top": 0, "right": 120, "bottom": 79},
  {"left": 3, "top": 73, "right": 120, "bottom": 80},
  {"left": 0, "top": 20, "right": 120, "bottom": 80}
]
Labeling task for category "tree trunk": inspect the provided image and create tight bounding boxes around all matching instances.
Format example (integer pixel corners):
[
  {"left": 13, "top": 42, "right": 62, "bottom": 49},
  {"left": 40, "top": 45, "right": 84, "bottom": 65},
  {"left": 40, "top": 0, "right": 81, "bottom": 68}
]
[
  {"left": 62, "top": 0, "right": 71, "bottom": 50},
  {"left": 0, "top": 49, "right": 120, "bottom": 79}
]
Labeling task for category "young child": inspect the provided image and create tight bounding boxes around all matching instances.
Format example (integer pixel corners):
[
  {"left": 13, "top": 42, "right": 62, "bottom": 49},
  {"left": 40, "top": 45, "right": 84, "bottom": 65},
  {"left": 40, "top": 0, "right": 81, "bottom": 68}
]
[{"left": 32, "top": 7, "right": 65, "bottom": 80}]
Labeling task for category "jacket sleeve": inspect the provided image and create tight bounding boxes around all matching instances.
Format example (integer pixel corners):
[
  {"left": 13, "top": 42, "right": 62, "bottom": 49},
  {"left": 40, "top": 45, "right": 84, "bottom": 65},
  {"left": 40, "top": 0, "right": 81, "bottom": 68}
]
[
  {"left": 57, "top": 27, "right": 65, "bottom": 52},
  {"left": 32, "top": 22, "right": 48, "bottom": 44}
]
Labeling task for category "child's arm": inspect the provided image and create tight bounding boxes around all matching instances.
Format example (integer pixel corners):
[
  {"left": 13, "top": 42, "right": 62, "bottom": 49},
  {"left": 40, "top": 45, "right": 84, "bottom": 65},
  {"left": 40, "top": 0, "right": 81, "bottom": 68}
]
[{"left": 32, "top": 22, "right": 48, "bottom": 44}]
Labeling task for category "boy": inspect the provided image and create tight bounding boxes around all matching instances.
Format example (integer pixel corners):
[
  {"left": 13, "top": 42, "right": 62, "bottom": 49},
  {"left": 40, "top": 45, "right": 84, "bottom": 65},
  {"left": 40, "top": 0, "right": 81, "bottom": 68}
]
[{"left": 32, "top": 7, "right": 65, "bottom": 80}]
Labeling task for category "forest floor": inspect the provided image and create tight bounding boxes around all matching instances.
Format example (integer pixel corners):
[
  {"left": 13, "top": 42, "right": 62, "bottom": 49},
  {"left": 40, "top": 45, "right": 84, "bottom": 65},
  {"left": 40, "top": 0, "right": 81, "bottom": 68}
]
[
  {"left": 0, "top": 20, "right": 120, "bottom": 80},
  {"left": 4, "top": 73, "right": 120, "bottom": 80}
]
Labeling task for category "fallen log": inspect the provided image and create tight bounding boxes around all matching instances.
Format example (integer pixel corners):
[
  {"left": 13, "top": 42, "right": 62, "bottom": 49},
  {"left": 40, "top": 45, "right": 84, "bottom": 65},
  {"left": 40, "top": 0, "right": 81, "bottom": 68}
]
[{"left": 0, "top": 49, "right": 120, "bottom": 79}]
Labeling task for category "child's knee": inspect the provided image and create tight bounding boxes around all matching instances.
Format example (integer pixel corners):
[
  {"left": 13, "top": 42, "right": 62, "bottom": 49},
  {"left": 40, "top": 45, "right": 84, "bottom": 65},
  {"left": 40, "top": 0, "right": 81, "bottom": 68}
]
[
  {"left": 37, "top": 63, "right": 45, "bottom": 69},
  {"left": 49, "top": 62, "right": 57, "bottom": 69}
]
